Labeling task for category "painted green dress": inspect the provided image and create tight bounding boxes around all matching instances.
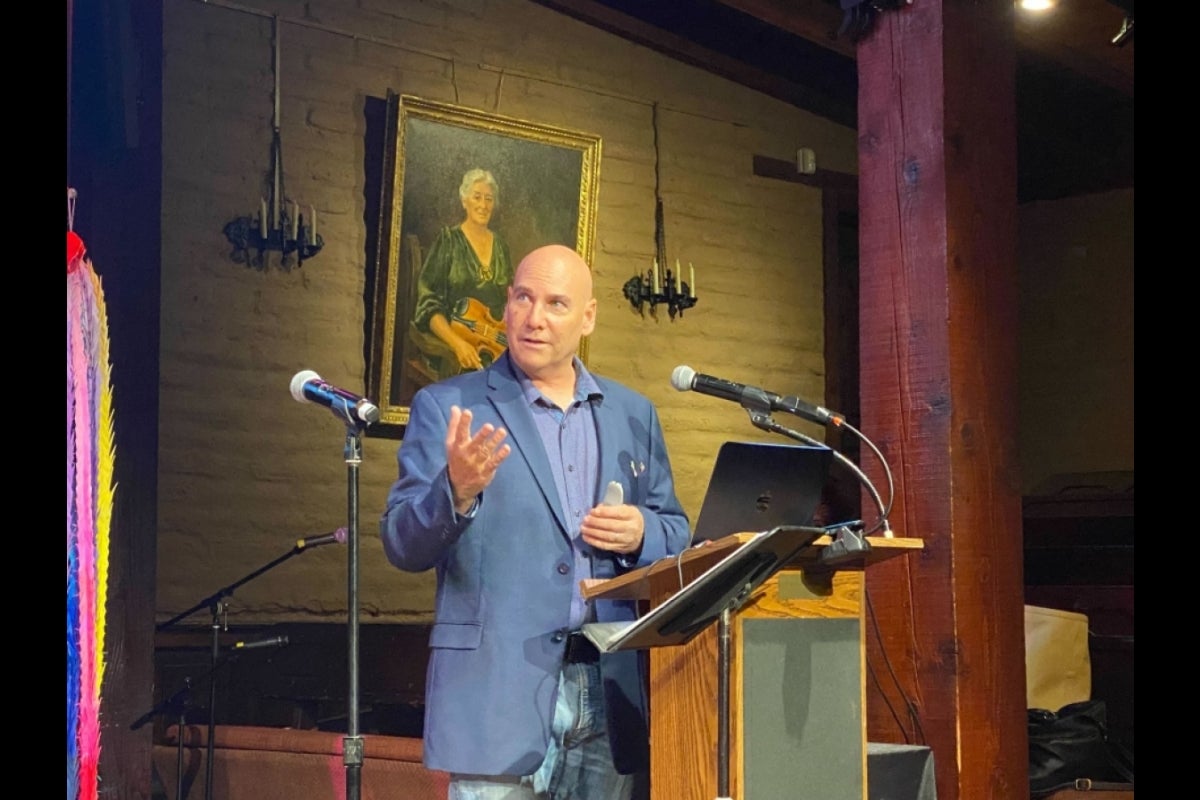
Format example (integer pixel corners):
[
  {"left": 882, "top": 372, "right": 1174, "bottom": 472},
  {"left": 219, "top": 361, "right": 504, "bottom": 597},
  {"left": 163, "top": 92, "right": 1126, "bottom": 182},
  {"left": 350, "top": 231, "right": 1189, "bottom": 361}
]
[{"left": 412, "top": 225, "right": 514, "bottom": 379}]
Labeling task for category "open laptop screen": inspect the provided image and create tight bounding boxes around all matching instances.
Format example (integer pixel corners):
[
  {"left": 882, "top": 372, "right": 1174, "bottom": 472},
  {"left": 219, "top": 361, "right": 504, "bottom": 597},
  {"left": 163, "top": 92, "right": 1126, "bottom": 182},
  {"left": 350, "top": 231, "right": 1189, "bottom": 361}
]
[{"left": 691, "top": 441, "right": 834, "bottom": 543}]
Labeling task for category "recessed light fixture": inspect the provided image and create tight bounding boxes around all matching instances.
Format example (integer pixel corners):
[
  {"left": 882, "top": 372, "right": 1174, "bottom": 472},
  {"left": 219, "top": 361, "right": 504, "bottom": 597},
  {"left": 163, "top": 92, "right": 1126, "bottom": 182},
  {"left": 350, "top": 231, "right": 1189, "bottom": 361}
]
[{"left": 1018, "top": 0, "right": 1056, "bottom": 12}]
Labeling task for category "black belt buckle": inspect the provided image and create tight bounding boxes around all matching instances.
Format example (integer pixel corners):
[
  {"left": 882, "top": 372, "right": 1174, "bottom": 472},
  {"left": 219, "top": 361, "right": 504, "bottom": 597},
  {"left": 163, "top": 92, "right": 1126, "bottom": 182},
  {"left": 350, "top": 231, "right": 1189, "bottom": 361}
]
[{"left": 564, "top": 631, "right": 600, "bottom": 664}]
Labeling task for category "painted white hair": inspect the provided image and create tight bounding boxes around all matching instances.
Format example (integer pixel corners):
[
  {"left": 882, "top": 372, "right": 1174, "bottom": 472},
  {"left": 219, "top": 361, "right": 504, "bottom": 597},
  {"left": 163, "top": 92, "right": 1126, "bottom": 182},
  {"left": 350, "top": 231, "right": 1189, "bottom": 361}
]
[{"left": 458, "top": 168, "right": 499, "bottom": 208}]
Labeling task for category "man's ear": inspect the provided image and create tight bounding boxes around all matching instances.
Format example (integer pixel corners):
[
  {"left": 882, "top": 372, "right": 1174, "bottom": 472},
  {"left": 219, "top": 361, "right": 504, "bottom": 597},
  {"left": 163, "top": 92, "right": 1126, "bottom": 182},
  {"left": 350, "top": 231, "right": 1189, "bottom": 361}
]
[{"left": 582, "top": 297, "right": 598, "bottom": 335}]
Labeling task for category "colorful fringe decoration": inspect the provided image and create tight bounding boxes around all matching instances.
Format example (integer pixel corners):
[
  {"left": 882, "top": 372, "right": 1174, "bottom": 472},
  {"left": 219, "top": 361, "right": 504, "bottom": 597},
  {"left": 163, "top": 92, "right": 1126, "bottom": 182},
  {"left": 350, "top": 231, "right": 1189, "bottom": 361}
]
[{"left": 67, "top": 224, "right": 116, "bottom": 800}]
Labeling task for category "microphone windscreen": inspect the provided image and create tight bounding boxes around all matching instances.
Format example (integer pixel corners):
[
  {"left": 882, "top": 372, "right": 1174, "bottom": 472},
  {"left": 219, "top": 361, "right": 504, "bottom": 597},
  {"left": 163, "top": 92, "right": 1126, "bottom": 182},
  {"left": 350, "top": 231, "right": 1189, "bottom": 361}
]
[
  {"left": 290, "top": 369, "right": 321, "bottom": 403},
  {"left": 670, "top": 365, "right": 696, "bottom": 392}
]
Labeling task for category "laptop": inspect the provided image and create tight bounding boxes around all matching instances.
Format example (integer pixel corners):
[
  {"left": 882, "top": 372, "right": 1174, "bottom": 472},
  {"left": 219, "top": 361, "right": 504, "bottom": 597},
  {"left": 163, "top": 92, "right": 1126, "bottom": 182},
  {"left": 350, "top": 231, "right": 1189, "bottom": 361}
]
[{"left": 691, "top": 441, "right": 834, "bottom": 543}]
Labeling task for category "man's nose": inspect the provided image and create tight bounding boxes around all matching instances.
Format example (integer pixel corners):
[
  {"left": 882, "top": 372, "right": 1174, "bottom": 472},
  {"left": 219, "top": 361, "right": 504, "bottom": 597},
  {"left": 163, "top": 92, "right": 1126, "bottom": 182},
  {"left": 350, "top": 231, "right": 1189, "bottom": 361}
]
[{"left": 525, "top": 303, "right": 546, "bottom": 327}]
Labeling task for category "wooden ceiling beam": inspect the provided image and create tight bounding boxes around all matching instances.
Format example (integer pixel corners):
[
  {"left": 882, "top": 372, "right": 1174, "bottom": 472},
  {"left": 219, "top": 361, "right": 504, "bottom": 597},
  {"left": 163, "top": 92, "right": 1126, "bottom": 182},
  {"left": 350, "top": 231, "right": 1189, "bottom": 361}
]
[
  {"left": 717, "top": 0, "right": 1133, "bottom": 98},
  {"left": 711, "top": 0, "right": 856, "bottom": 58},
  {"left": 530, "top": 0, "right": 856, "bottom": 125}
]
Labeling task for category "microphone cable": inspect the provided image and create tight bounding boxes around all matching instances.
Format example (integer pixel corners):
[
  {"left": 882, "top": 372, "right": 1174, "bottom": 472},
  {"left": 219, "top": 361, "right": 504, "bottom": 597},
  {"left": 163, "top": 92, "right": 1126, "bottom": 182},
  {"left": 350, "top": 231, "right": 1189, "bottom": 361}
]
[{"left": 746, "top": 410, "right": 895, "bottom": 537}]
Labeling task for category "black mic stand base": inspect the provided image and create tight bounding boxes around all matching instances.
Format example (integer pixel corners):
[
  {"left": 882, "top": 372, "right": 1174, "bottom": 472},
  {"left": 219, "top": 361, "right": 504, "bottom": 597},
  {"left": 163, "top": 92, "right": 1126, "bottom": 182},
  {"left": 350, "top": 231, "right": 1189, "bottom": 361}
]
[{"left": 817, "top": 525, "right": 872, "bottom": 568}]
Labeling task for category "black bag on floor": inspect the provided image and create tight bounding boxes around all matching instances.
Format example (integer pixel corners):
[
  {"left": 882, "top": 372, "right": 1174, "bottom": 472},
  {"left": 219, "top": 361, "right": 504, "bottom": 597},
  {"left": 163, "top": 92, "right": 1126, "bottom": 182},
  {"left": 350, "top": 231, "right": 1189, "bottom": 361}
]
[{"left": 1028, "top": 700, "right": 1129, "bottom": 796}]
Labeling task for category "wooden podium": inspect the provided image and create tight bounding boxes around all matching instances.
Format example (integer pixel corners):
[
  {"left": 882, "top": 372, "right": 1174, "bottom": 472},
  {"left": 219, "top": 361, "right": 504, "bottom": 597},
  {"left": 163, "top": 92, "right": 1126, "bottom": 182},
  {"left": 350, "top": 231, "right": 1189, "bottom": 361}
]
[{"left": 583, "top": 531, "right": 923, "bottom": 800}]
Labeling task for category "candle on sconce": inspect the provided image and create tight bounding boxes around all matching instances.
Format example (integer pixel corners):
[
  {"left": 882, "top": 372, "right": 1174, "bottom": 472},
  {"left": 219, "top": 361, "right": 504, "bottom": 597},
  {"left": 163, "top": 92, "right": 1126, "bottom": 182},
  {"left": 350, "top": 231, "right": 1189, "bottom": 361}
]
[
  {"left": 291, "top": 202, "right": 299, "bottom": 242},
  {"left": 260, "top": 198, "right": 268, "bottom": 238},
  {"left": 689, "top": 263, "right": 696, "bottom": 298},
  {"left": 652, "top": 259, "right": 661, "bottom": 294},
  {"left": 674, "top": 259, "right": 682, "bottom": 294},
  {"left": 310, "top": 205, "right": 317, "bottom": 244}
]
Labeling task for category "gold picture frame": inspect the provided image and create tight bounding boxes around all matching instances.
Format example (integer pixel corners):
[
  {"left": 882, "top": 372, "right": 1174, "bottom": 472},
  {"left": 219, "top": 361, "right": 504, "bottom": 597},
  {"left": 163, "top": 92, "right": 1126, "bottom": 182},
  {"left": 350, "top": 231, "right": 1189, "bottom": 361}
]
[{"left": 367, "top": 93, "right": 602, "bottom": 435}]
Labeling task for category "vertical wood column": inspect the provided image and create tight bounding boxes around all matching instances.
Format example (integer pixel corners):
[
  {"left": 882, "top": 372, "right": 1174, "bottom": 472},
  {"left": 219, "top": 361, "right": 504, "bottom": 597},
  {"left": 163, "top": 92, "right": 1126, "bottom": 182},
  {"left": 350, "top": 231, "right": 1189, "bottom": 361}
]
[{"left": 855, "top": 2, "right": 1029, "bottom": 799}]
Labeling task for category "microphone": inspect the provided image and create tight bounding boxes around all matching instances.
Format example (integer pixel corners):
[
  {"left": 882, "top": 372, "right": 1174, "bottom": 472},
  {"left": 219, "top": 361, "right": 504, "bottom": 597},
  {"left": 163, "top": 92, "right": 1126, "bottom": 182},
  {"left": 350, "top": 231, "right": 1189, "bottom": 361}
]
[
  {"left": 670, "top": 365, "right": 843, "bottom": 426},
  {"left": 290, "top": 370, "right": 380, "bottom": 425},
  {"left": 296, "top": 527, "right": 348, "bottom": 550},
  {"left": 231, "top": 635, "right": 290, "bottom": 651}
]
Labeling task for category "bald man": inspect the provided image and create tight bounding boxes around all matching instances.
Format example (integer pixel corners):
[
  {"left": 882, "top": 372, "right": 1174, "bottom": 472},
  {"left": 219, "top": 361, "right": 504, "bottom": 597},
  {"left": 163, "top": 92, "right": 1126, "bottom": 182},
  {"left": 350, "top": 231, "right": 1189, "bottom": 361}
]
[{"left": 381, "top": 245, "right": 690, "bottom": 799}]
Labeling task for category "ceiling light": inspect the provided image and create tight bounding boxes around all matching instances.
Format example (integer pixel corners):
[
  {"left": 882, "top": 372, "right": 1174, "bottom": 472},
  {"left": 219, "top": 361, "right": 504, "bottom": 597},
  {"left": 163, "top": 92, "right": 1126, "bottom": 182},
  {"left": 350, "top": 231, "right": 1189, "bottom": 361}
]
[{"left": 1018, "top": 0, "right": 1056, "bottom": 11}]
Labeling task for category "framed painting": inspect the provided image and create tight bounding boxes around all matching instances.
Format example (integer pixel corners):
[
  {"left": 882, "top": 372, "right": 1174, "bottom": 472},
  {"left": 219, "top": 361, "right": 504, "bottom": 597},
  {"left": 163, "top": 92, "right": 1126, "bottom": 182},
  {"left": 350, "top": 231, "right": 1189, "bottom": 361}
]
[{"left": 367, "top": 92, "right": 602, "bottom": 435}]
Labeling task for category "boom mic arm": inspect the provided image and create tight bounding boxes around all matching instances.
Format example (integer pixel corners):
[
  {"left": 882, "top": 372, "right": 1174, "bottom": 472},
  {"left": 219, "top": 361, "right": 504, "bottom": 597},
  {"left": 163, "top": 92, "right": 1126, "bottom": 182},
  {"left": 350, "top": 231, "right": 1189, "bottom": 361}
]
[{"left": 747, "top": 410, "right": 894, "bottom": 538}]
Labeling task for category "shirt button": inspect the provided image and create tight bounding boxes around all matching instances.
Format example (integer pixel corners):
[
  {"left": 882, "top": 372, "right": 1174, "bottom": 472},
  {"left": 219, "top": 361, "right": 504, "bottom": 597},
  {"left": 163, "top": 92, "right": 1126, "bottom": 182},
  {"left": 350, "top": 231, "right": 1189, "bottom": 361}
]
[
  {"left": 567, "top": 464, "right": 575, "bottom": 472},
  {"left": 557, "top": 563, "right": 570, "bottom": 575},
  {"left": 551, "top": 629, "right": 566, "bottom": 643}
]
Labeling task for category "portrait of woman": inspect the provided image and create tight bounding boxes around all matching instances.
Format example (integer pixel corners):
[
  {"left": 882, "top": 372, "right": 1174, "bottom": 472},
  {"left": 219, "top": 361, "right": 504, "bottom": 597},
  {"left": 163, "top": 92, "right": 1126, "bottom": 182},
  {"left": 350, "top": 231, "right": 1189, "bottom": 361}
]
[
  {"left": 368, "top": 93, "right": 601, "bottom": 432},
  {"left": 407, "top": 168, "right": 513, "bottom": 382}
]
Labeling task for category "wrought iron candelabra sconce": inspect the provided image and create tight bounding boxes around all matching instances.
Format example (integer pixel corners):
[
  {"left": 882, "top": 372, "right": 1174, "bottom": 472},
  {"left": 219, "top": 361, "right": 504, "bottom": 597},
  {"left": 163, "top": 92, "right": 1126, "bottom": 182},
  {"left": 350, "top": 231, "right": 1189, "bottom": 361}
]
[
  {"left": 224, "top": 200, "right": 323, "bottom": 270},
  {"left": 222, "top": 16, "right": 322, "bottom": 271},
  {"left": 624, "top": 258, "right": 698, "bottom": 320}
]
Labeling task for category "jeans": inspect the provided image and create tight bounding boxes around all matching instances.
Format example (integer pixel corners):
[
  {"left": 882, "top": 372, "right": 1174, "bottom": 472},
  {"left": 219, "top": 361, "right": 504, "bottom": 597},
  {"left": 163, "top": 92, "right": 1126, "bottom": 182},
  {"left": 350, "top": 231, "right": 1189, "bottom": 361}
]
[{"left": 449, "top": 662, "right": 634, "bottom": 800}]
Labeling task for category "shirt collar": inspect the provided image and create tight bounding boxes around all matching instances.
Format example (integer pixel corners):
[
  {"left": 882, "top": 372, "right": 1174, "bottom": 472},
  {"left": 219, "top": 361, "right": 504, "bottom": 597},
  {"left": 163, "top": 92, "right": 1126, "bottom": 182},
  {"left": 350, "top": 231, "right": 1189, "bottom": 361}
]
[{"left": 509, "top": 356, "right": 604, "bottom": 407}]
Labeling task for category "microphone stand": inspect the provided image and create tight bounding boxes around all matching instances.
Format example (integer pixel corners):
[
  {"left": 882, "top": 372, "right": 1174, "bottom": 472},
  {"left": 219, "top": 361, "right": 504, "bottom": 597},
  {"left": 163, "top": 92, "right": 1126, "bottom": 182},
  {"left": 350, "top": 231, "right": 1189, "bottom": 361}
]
[
  {"left": 293, "top": 382, "right": 376, "bottom": 800},
  {"left": 716, "top": 607, "right": 733, "bottom": 800},
  {"left": 132, "top": 642, "right": 284, "bottom": 800},
  {"left": 155, "top": 539, "right": 331, "bottom": 800},
  {"left": 130, "top": 677, "right": 192, "bottom": 800},
  {"left": 340, "top": 421, "right": 368, "bottom": 800},
  {"left": 747, "top": 410, "right": 895, "bottom": 539}
]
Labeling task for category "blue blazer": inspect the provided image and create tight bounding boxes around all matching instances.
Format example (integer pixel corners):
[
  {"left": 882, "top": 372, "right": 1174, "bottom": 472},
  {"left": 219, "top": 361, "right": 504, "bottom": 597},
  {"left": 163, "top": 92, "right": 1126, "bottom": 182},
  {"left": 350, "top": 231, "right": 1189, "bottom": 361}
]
[{"left": 380, "top": 353, "right": 691, "bottom": 777}]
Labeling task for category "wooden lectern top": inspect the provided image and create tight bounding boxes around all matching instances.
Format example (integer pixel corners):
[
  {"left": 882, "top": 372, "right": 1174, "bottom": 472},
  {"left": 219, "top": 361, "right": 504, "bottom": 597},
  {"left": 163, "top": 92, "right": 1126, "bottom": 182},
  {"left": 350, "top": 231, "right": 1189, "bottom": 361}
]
[{"left": 581, "top": 531, "right": 923, "bottom": 602}]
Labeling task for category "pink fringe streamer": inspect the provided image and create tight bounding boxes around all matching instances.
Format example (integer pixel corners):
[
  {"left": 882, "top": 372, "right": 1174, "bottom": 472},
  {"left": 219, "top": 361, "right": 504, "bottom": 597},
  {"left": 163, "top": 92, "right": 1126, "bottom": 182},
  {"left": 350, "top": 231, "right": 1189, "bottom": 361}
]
[{"left": 68, "top": 265, "right": 100, "bottom": 799}]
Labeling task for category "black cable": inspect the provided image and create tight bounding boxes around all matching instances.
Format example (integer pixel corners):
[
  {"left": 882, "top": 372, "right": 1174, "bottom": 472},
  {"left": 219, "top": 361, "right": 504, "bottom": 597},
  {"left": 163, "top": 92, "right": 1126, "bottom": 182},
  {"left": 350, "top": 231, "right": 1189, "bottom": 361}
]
[
  {"left": 838, "top": 420, "right": 895, "bottom": 535},
  {"left": 738, "top": 397, "right": 921, "bottom": 744},
  {"left": 865, "top": 648, "right": 911, "bottom": 744},
  {"left": 652, "top": 102, "right": 667, "bottom": 273},
  {"left": 865, "top": 586, "right": 927, "bottom": 745},
  {"left": 746, "top": 410, "right": 893, "bottom": 536}
]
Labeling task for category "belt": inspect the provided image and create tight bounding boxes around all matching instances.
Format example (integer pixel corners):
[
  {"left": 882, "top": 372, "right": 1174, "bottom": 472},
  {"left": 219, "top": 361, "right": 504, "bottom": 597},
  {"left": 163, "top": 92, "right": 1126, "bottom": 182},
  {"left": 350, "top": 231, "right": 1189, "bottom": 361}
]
[{"left": 563, "top": 631, "right": 600, "bottom": 664}]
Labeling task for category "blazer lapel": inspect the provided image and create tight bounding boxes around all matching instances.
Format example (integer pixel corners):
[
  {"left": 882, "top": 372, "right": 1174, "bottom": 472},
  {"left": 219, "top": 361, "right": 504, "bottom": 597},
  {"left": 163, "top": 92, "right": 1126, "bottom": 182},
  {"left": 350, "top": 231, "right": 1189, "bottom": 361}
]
[
  {"left": 591, "top": 386, "right": 625, "bottom": 504},
  {"left": 591, "top": 386, "right": 635, "bottom": 580},
  {"left": 486, "top": 354, "right": 569, "bottom": 535}
]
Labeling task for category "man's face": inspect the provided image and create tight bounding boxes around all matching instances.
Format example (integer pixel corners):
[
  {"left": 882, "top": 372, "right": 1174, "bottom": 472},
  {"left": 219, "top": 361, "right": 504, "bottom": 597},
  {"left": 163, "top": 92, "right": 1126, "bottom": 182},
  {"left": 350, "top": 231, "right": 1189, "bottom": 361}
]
[{"left": 503, "top": 248, "right": 596, "bottom": 381}]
